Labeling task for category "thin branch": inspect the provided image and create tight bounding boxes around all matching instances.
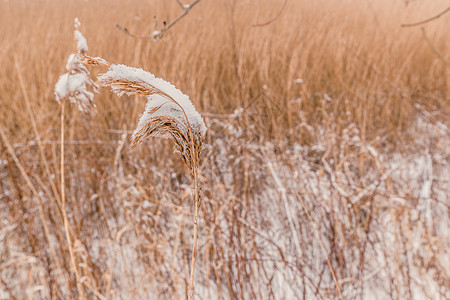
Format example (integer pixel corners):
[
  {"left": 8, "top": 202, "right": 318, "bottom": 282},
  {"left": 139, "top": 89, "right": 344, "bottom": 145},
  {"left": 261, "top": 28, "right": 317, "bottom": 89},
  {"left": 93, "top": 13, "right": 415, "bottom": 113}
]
[
  {"left": 117, "top": 0, "right": 203, "bottom": 41},
  {"left": 421, "top": 27, "right": 450, "bottom": 68},
  {"left": 157, "top": 0, "right": 202, "bottom": 38},
  {"left": 253, "top": 0, "right": 288, "bottom": 27},
  {"left": 401, "top": 5, "right": 450, "bottom": 27},
  {"left": 175, "top": 0, "right": 185, "bottom": 9},
  {"left": 116, "top": 24, "right": 151, "bottom": 39}
]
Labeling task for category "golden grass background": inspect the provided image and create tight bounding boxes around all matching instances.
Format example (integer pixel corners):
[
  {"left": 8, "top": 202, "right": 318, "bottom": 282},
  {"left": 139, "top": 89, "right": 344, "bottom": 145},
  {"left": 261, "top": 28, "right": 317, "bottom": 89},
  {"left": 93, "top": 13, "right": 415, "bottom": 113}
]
[
  {"left": 0, "top": 0, "right": 449, "bottom": 299},
  {"left": 1, "top": 0, "right": 448, "bottom": 140}
]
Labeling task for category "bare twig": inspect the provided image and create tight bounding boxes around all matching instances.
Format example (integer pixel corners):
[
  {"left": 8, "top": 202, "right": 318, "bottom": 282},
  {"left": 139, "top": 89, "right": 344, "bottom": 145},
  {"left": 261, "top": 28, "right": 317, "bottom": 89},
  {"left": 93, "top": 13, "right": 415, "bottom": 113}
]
[
  {"left": 156, "top": 0, "right": 203, "bottom": 39},
  {"left": 401, "top": 5, "right": 450, "bottom": 27},
  {"left": 115, "top": 24, "right": 150, "bottom": 39},
  {"left": 253, "top": 0, "right": 288, "bottom": 27},
  {"left": 175, "top": 0, "right": 185, "bottom": 9},
  {"left": 117, "top": 0, "right": 203, "bottom": 41},
  {"left": 421, "top": 27, "right": 450, "bottom": 68}
]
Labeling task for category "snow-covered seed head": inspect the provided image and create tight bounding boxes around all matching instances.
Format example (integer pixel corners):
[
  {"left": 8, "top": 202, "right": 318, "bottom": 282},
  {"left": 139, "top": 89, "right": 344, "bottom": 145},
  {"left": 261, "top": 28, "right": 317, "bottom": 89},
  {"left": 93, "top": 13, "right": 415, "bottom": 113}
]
[
  {"left": 54, "top": 18, "right": 97, "bottom": 114},
  {"left": 82, "top": 57, "right": 206, "bottom": 172}
]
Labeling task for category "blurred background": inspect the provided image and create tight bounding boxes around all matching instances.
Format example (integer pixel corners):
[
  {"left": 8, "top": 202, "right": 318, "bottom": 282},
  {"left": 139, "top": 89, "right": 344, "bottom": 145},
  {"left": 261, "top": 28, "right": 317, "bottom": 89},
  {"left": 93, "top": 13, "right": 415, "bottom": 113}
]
[{"left": 0, "top": 0, "right": 448, "bottom": 299}]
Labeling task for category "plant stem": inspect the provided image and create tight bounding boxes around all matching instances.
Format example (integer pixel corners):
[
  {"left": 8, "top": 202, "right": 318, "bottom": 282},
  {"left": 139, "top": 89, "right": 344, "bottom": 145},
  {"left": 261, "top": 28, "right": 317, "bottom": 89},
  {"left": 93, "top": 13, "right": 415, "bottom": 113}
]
[
  {"left": 60, "top": 102, "right": 86, "bottom": 300},
  {"left": 188, "top": 167, "right": 200, "bottom": 300}
]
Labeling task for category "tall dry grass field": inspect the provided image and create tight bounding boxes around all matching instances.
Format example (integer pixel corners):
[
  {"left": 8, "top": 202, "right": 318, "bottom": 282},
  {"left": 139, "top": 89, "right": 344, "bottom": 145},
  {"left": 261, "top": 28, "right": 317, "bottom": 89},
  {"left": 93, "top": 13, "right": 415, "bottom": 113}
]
[{"left": 0, "top": 0, "right": 449, "bottom": 299}]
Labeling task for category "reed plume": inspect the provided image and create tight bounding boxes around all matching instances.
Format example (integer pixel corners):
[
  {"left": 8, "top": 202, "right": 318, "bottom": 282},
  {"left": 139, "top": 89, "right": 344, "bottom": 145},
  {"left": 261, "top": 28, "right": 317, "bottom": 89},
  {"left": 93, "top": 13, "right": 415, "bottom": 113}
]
[
  {"left": 81, "top": 54, "right": 206, "bottom": 299},
  {"left": 55, "top": 18, "right": 98, "bottom": 114}
]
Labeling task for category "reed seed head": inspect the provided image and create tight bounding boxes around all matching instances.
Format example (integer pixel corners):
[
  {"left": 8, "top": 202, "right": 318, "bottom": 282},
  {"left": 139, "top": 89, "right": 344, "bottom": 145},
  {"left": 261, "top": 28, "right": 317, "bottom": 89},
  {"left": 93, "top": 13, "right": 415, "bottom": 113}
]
[
  {"left": 82, "top": 56, "right": 207, "bottom": 173},
  {"left": 54, "top": 18, "right": 98, "bottom": 114}
]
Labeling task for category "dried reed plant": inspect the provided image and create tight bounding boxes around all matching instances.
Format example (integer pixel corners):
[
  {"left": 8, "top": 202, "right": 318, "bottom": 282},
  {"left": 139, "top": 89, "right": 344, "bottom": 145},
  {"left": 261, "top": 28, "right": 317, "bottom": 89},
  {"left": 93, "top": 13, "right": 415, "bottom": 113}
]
[
  {"left": 1, "top": 0, "right": 448, "bottom": 299},
  {"left": 54, "top": 18, "right": 98, "bottom": 300},
  {"left": 81, "top": 54, "right": 207, "bottom": 299}
]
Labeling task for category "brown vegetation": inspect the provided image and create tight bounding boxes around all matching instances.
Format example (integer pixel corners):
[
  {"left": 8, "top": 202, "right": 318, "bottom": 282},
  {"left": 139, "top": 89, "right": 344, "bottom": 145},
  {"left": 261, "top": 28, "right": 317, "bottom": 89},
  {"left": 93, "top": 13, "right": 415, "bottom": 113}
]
[{"left": 0, "top": 0, "right": 448, "bottom": 299}]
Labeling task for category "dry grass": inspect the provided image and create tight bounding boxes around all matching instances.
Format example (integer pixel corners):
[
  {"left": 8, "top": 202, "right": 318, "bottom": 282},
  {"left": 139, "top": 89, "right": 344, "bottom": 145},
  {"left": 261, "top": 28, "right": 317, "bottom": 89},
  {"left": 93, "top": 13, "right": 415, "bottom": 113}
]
[{"left": 0, "top": 0, "right": 448, "bottom": 299}]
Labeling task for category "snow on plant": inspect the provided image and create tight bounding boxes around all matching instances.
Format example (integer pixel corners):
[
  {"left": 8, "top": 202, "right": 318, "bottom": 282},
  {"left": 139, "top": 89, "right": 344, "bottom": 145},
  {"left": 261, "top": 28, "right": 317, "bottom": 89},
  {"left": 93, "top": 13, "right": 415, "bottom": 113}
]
[
  {"left": 80, "top": 43, "right": 206, "bottom": 300},
  {"left": 81, "top": 56, "right": 207, "bottom": 173},
  {"left": 54, "top": 16, "right": 206, "bottom": 298},
  {"left": 54, "top": 18, "right": 98, "bottom": 114}
]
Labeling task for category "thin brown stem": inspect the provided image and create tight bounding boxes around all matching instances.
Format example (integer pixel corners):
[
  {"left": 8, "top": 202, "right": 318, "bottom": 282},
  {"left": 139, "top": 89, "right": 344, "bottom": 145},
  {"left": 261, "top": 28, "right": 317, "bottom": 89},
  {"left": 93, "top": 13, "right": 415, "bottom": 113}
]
[
  {"left": 188, "top": 168, "right": 200, "bottom": 300},
  {"left": 60, "top": 102, "right": 86, "bottom": 300}
]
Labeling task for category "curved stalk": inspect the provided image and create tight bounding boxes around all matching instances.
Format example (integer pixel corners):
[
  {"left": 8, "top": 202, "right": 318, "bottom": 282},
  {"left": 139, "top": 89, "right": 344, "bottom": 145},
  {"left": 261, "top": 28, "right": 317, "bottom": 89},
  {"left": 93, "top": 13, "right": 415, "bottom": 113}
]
[{"left": 188, "top": 167, "right": 200, "bottom": 300}]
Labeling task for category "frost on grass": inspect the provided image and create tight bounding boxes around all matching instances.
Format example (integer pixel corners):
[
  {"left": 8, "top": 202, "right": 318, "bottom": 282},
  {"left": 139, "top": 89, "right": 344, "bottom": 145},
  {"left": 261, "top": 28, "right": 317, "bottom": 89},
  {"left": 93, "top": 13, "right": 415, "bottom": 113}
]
[{"left": 54, "top": 18, "right": 97, "bottom": 113}]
